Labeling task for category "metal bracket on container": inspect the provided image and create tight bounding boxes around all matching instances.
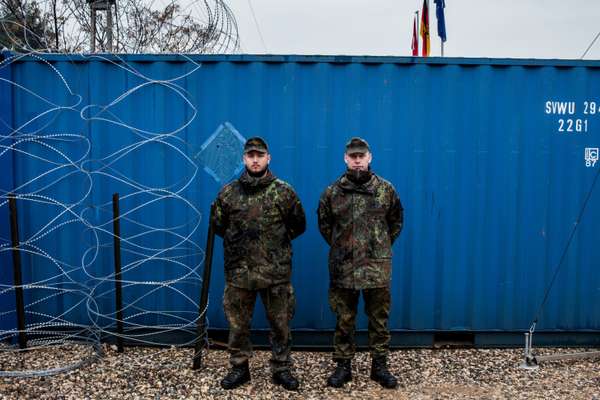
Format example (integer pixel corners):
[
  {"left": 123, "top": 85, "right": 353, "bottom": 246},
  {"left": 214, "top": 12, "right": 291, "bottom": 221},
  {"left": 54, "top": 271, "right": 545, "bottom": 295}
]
[{"left": 520, "top": 332, "right": 539, "bottom": 370}]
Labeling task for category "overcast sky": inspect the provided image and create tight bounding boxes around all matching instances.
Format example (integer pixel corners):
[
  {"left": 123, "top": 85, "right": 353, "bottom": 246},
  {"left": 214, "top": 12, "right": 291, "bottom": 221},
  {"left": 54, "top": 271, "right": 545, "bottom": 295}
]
[{"left": 224, "top": 0, "right": 600, "bottom": 60}]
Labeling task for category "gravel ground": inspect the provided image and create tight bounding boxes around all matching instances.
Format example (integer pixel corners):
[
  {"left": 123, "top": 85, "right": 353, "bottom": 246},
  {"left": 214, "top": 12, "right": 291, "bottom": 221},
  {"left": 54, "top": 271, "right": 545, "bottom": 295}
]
[{"left": 0, "top": 345, "right": 599, "bottom": 399}]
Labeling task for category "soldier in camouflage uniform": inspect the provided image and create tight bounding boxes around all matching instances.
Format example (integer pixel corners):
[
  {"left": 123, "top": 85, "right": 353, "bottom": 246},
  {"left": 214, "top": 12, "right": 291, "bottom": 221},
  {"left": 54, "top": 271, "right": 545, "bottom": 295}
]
[
  {"left": 317, "top": 137, "right": 403, "bottom": 389},
  {"left": 213, "top": 137, "right": 306, "bottom": 391}
]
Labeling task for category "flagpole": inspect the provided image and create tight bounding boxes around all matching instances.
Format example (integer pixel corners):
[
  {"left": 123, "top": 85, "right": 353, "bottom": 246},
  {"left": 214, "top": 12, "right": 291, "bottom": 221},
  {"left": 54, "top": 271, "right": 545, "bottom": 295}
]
[
  {"left": 415, "top": 10, "right": 420, "bottom": 56},
  {"left": 416, "top": 10, "right": 419, "bottom": 44},
  {"left": 441, "top": 41, "right": 444, "bottom": 57},
  {"left": 428, "top": 0, "right": 431, "bottom": 57}
]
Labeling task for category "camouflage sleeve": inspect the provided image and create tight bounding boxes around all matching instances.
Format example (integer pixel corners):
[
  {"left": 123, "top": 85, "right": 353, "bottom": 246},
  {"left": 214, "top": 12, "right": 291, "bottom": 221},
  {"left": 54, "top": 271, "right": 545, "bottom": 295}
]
[
  {"left": 286, "top": 189, "right": 306, "bottom": 240},
  {"left": 387, "top": 188, "right": 404, "bottom": 244},
  {"left": 317, "top": 189, "right": 333, "bottom": 246},
  {"left": 212, "top": 194, "right": 228, "bottom": 238}
]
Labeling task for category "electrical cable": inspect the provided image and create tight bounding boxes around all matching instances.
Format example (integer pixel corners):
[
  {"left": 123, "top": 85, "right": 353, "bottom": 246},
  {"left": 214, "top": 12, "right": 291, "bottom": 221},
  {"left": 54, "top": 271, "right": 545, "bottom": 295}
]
[
  {"left": 246, "top": 0, "right": 267, "bottom": 53},
  {"left": 528, "top": 165, "right": 600, "bottom": 332},
  {"left": 581, "top": 30, "right": 600, "bottom": 59}
]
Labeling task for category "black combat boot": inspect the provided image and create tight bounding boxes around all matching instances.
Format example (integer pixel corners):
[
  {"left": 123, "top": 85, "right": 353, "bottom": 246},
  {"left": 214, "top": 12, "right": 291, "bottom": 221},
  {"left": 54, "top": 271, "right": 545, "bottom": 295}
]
[
  {"left": 370, "top": 356, "right": 398, "bottom": 389},
  {"left": 326, "top": 359, "right": 352, "bottom": 388},
  {"left": 220, "top": 361, "right": 250, "bottom": 389},
  {"left": 273, "top": 370, "right": 300, "bottom": 391}
]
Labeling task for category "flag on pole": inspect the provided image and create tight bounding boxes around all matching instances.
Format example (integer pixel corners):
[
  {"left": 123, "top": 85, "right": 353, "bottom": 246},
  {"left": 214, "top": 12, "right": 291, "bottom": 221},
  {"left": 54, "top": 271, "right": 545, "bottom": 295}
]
[
  {"left": 411, "top": 16, "right": 419, "bottom": 56},
  {"left": 420, "top": 0, "right": 430, "bottom": 57},
  {"left": 434, "top": 0, "right": 447, "bottom": 42}
]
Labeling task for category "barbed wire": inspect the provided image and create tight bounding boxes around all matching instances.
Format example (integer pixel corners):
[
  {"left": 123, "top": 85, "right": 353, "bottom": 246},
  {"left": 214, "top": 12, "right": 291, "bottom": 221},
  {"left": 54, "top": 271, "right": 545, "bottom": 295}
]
[
  {"left": 0, "top": 51, "right": 210, "bottom": 377},
  {"left": 0, "top": 0, "right": 239, "bottom": 53}
]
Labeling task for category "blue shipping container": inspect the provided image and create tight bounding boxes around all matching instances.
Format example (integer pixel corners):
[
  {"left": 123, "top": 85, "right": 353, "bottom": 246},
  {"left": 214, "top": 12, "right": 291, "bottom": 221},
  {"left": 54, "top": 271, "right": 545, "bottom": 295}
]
[{"left": 0, "top": 53, "right": 599, "bottom": 345}]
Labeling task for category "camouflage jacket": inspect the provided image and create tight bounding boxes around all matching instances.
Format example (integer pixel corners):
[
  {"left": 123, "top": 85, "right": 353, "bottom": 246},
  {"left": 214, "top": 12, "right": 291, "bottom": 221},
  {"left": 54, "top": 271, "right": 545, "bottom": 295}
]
[
  {"left": 213, "top": 170, "right": 306, "bottom": 290},
  {"left": 317, "top": 171, "right": 403, "bottom": 289}
]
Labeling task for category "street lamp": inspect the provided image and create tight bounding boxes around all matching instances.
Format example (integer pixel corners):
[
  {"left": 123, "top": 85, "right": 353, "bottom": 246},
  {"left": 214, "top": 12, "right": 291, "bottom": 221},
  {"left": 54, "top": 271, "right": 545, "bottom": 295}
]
[{"left": 87, "top": 0, "right": 116, "bottom": 52}]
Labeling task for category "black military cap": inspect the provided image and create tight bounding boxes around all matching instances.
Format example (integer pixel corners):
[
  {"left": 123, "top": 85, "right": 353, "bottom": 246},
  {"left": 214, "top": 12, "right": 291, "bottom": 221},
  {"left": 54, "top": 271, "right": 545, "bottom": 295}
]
[
  {"left": 345, "top": 137, "right": 370, "bottom": 154},
  {"left": 244, "top": 137, "right": 269, "bottom": 154}
]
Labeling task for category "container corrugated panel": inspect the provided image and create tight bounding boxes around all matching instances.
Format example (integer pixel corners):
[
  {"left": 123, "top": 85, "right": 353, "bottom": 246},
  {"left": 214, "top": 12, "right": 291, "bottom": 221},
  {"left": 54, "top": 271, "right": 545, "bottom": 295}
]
[
  {"left": 1, "top": 54, "right": 599, "bottom": 336},
  {"left": 0, "top": 52, "right": 16, "bottom": 331}
]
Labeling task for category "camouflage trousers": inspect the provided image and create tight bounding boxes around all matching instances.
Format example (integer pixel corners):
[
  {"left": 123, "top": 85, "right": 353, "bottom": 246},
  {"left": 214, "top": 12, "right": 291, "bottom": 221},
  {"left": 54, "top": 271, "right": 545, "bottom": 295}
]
[
  {"left": 328, "top": 286, "right": 391, "bottom": 360},
  {"left": 223, "top": 283, "right": 295, "bottom": 373}
]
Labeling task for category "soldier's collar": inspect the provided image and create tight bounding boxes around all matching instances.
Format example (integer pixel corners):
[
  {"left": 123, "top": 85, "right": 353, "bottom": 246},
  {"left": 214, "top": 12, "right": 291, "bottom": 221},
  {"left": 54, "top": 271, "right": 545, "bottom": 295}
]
[
  {"left": 239, "top": 169, "right": 276, "bottom": 190},
  {"left": 338, "top": 173, "right": 376, "bottom": 194}
]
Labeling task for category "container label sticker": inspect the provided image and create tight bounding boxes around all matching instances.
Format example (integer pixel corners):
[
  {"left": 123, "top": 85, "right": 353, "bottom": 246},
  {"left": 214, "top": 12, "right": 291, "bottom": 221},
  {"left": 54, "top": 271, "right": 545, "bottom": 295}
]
[{"left": 585, "top": 147, "right": 598, "bottom": 167}]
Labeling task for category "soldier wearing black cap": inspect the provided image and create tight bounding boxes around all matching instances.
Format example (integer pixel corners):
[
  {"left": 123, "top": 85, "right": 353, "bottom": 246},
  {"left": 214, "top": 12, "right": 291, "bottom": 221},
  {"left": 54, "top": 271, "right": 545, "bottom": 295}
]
[
  {"left": 213, "top": 136, "right": 306, "bottom": 391},
  {"left": 317, "top": 137, "right": 404, "bottom": 389}
]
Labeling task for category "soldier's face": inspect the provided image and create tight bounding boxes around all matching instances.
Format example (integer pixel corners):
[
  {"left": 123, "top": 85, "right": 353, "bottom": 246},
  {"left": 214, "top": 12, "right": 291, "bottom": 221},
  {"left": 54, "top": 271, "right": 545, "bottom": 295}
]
[
  {"left": 243, "top": 150, "right": 271, "bottom": 174},
  {"left": 344, "top": 151, "right": 372, "bottom": 171}
]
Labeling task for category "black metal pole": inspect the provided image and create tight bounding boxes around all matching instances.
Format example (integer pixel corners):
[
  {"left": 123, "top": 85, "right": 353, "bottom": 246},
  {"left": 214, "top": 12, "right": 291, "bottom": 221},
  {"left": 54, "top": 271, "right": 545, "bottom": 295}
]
[
  {"left": 8, "top": 194, "right": 27, "bottom": 349},
  {"left": 193, "top": 202, "right": 216, "bottom": 370},
  {"left": 112, "top": 193, "right": 124, "bottom": 353}
]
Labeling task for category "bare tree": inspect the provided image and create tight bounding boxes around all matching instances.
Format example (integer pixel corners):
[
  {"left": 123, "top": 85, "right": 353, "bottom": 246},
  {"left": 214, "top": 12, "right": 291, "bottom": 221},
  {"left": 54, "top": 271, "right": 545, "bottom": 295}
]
[
  {"left": 0, "top": 0, "right": 55, "bottom": 49},
  {"left": 0, "top": 0, "right": 239, "bottom": 53}
]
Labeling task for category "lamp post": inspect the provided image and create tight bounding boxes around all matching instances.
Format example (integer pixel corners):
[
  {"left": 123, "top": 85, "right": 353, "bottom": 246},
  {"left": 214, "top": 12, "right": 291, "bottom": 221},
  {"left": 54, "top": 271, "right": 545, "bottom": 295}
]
[{"left": 87, "top": 0, "right": 116, "bottom": 52}]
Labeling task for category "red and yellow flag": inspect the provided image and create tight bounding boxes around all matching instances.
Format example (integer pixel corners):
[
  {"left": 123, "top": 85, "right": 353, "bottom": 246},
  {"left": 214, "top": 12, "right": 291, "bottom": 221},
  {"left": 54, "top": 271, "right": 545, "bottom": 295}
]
[
  {"left": 411, "top": 16, "right": 419, "bottom": 56},
  {"left": 420, "top": 0, "right": 430, "bottom": 57}
]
